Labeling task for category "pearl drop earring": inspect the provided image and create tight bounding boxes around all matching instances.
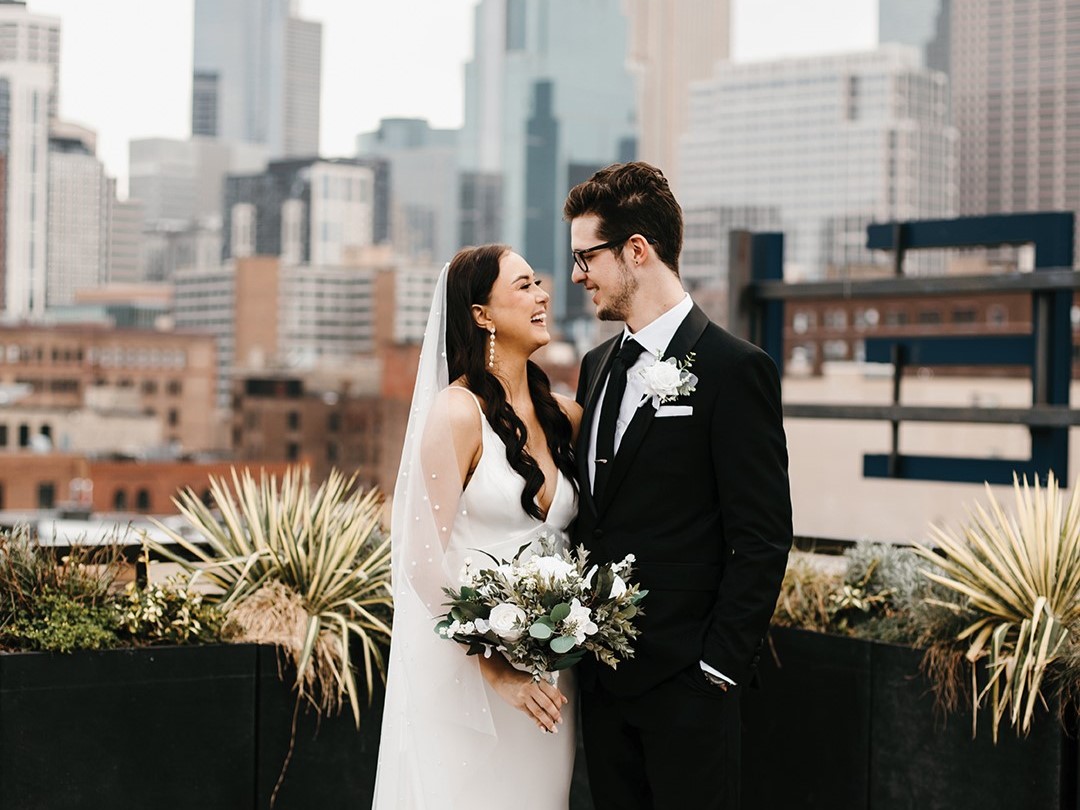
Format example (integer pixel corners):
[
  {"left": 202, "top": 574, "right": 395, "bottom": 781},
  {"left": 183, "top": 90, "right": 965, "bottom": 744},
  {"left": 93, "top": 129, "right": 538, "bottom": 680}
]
[{"left": 488, "top": 326, "right": 496, "bottom": 368}]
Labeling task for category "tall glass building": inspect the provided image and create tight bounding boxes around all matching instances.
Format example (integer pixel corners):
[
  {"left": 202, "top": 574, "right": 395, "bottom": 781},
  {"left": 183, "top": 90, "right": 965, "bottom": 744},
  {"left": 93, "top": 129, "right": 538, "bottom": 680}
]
[
  {"left": 191, "top": 0, "right": 321, "bottom": 158},
  {"left": 681, "top": 47, "right": 957, "bottom": 280},
  {"left": 460, "top": 0, "right": 637, "bottom": 326}
]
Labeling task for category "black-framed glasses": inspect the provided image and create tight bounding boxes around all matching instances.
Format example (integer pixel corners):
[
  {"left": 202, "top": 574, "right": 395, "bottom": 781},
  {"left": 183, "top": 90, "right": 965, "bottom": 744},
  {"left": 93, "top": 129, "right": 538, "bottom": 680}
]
[{"left": 572, "top": 234, "right": 658, "bottom": 274}]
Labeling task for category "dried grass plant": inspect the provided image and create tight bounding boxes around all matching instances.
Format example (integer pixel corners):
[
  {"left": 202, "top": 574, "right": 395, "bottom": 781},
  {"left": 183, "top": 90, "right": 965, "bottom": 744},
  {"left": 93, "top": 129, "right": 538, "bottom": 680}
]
[{"left": 145, "top": 466, "right": 393, "bottom": 726}]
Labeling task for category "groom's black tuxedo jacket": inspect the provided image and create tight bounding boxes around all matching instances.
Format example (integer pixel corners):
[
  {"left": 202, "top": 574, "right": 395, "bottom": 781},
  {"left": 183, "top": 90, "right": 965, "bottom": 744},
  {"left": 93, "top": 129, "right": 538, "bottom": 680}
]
[{"left": 573, "top": 304, "right": 792, "bottom": 696}]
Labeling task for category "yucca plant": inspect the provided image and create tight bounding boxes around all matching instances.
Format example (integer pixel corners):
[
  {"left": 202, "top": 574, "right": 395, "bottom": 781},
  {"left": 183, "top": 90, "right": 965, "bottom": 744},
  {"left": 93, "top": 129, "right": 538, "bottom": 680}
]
[
  {"left": 145, "top": 466, "right": 393, "bottom": 726},
  {"left": 915, "top": 472, "right": 1080, "bottom": 741}
]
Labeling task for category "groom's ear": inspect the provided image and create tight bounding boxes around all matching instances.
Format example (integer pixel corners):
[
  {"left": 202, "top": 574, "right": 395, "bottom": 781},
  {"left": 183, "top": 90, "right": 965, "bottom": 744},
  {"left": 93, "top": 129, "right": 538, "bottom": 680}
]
[{"left": 471, "top": 304, "right": 491, "bottom": 330}]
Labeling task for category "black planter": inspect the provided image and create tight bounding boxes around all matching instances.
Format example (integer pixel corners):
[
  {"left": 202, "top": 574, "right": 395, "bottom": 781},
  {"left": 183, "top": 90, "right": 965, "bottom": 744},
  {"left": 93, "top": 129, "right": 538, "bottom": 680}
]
[
  {"left": 742, "top": 628, "right": 873, "bottom": 809},
  {"left": 0, "top": 644, "right": 258, "bottom": 810},
  {"left": 742, "top": 627, "right": 1080, "bottom": 810},
  {"left": 254, "top": 644, "right": 385, "bottom": 810}
]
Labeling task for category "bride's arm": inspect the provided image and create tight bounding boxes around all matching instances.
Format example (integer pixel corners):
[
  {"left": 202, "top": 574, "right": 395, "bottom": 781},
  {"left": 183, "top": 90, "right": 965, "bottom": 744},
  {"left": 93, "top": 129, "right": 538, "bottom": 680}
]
[
  {"left": 554, "top": 393, "right": 583, "bottom": 444},
  {"left": 478, "top": 653, "right": 568, "bottom": 734}
]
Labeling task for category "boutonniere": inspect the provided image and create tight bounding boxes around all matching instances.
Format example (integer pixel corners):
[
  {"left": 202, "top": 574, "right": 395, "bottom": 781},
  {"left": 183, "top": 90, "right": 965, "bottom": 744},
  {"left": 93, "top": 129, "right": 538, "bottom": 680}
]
[{"left": 638, "top": 351, "right": 697, "bottom": 409}]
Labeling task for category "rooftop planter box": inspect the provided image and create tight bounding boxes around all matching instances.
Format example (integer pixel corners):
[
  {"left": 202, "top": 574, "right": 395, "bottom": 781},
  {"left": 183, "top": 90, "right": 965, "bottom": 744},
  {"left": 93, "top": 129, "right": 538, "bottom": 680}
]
[
  {"left": 742, "top": 626, "right": 1079, "bottom": 810},
  {"left": 0, "top": 644, "right": 258, "bottom": 810}
]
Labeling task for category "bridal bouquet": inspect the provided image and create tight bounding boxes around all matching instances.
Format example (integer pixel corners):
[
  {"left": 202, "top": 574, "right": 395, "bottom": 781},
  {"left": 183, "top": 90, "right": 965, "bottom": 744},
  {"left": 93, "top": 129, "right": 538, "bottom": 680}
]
[{"left": 435, "top": 534, "right": 646, "bottom": 679}]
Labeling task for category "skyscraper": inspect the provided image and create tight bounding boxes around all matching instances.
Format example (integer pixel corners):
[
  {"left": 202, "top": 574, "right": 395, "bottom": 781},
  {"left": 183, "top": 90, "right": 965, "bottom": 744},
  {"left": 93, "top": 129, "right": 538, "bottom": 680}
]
[
  {"left": 681, "top": 47, "right": 957, "bottom": 279},
  {"left": 878, "top": 0, "right": 948, "bottom": 69},
  {"left": 459, "top": 0, "right": 637, "bottom": 326},
  {"left": 191, "top": 0, "right": 322, "bottom": 158},
  {"left": 356, "top": 118, "right": 459, "bottom": 263},
  {"left": 0, "top": 1, "right": 56, "bottom": 318},
  {"left": 951, "top": 0, "right": 1080, "bottom": 258},
  {"left": 624, "top": 0, "right": 731, "bottom": 190},
  {"left": 46, "top": 121, "right": 108, "bottom": 308}
]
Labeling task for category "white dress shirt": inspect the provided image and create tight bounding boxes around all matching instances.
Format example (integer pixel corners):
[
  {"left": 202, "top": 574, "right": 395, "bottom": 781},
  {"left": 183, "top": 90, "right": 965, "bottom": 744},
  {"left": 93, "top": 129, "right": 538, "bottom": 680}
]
[{"left": 585, "top": 293, "right": 734, "bottom": 686}]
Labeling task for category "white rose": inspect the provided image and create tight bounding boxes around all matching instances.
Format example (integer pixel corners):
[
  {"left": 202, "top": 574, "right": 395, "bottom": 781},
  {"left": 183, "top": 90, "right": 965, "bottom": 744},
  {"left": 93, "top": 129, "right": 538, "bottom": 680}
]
[
  {"left": 487, "top": 603, "right": 527, "bottom": 641},
  {"left": 609, "top": 575, "right": 627, "bottom": 599},
  {"left": 641, "top": 358, "right": 683, "bottom": 397},
  {"left": 563, "top": 598, "right": 599, "bottom": 644},
  {"left": 474, "top": 618, "right": 490, "bottom": 634},
  {"left": 529, "top": 555, "right": 576, "bottom": 586}
]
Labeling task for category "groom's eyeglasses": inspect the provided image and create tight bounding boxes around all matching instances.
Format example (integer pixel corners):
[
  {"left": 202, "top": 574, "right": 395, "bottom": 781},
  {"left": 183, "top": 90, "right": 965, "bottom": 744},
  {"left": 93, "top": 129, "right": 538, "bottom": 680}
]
[{"left": 572, "top": 234, "right": 658, "bottom": 274}]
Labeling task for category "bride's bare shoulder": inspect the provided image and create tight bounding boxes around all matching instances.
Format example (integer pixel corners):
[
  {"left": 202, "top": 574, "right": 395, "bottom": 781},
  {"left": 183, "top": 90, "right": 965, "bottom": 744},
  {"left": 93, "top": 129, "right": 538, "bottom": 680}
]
[
  {"left": 435, "top": 383, "right": 484, "bottom": 437},
  {"left": 553, "top": 392, "right": 582, "bottom": 433}
]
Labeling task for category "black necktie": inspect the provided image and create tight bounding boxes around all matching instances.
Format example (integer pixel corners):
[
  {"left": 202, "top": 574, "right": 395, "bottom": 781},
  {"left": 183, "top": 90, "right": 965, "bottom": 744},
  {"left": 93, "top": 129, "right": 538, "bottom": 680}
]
[{"left": 593, "top": 338, "right": 645, "bottom": 502}]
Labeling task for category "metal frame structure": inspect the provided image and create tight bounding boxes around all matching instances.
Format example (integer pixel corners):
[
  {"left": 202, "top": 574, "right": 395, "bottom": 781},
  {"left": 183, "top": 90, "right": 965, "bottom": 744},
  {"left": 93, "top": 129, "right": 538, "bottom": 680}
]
[{"left": 729, "top": 212, "right": 1078, "bottom": 485}]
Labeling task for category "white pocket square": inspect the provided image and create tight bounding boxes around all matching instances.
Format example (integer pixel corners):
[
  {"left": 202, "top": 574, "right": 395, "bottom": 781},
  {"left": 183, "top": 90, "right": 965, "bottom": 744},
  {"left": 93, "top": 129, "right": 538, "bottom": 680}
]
[{"left": 655, "top": 405, "right": 693, "bottom": 418}]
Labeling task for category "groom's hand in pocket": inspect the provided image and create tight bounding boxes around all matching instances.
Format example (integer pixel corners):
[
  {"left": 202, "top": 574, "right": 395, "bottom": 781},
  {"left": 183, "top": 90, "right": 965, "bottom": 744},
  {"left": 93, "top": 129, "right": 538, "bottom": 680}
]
[{"left": 479, "top": 654, "right": 568, "bottom": 733}]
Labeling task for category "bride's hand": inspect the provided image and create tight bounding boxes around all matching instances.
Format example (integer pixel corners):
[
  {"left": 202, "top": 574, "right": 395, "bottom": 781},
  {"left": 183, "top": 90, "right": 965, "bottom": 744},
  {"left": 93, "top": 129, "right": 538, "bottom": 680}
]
[{"left": 478, "top": 655, "right": 568, "bottom": 734}]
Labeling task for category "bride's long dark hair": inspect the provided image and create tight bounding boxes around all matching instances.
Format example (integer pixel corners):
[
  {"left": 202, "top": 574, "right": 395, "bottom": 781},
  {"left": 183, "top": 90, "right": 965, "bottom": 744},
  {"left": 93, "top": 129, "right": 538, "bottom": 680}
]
[{"left": 445, "top": 244, "right": 577, "bottom": 518}]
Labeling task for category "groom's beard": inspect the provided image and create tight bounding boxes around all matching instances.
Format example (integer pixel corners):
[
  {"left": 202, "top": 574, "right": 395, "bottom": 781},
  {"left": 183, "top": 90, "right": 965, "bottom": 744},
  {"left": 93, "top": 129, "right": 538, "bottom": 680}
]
[{"left": 597, "top": 256, "right": 638, "bottom": 322}]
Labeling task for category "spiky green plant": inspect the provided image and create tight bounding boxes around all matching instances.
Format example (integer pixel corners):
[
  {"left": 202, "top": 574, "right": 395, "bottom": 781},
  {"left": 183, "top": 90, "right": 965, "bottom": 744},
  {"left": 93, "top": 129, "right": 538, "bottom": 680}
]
[
  {"left": 915, "top": 473, "right": 1080, "bottom": 741},
  {"left": 145, "top": 466, "right": 393, "bottom": 726}
]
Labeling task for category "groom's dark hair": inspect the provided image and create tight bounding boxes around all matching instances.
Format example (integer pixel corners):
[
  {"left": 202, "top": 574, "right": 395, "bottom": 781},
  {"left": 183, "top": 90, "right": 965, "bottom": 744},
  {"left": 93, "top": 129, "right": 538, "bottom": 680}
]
[{"left": 563, "top": 161, "right": 683, "bottom": 277}]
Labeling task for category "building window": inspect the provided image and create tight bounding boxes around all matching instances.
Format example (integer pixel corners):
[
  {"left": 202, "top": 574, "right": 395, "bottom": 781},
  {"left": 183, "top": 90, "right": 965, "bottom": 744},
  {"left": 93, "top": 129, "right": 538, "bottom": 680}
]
[
  {"left": 884, "top": 310, "right": 908, "bottom": 326},
  {"left": 823, "top": 309, "right": 847, "bottom": 329},
  {"left": 287, "top": 442, "right": 300, "bottom": 461},
  {"left": 167, "top": 379, "right": 183, "bottom": 396},
  {"left": 142, "top": 379, "right": 158, "bottom": 395},
  {"left": 988, "top": 305, "right": 1008, "bottom": 326},
  {"left": 328, "top": 412, "right": 341, "bottom": 433},
  {"left": 327, "top": 441, "right": 339, "bottom": 464},
  {"left": 18, "top": 424, "right": 29, "bottom": 448},
  {"left": 37, "top": 482, "right": 55, "bottom": 509},
  {"left": 40, "top": 424, "right": 51, "bottom": 441},
  {"left": 823, "top": 340, "right": 849, "bottom": 360},
  {"left": 952, "top": 308, "right": 977, "bottom": 324},
  {"left": 0, "top": 424, "right": 6, "bottom": 447},
  {"left": 287, "top": 411, "right": 300, "bottom": 431},
  {"left": 917, "top": 310, "right": 942, "bottom": 325},
  {"left": 854, "top": 308, "right": 879, "bottom": 329},
  {"left": 168, "top": 409, "right": 179, "bottom": 427},
  {"left": 114, "top": 489, "right": 128, "bottom": 510},
  {"left": 135, "top": 489, "right": 151, "bottom": 512}
]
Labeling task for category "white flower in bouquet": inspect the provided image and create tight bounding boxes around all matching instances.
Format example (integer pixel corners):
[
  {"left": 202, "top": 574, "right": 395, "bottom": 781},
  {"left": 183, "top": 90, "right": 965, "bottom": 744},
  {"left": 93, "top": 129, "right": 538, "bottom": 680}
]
[
  {"left": 496, "top": 563, "right": 520, "bottom": 586},
  {"left": 563, "top": 598, "right": 599, "bottom": 644},
  {"left": 526, "top": 554, "right": 576, "bottom": 586},
  {"left": 609, "top": 575, "right": 627, "bottom": 599},
  {"left": 488, "top": 603, "right": 527, "bottom": 641},
  {"left": 459, "top": 556, "right": 478, "bottom": 586}
]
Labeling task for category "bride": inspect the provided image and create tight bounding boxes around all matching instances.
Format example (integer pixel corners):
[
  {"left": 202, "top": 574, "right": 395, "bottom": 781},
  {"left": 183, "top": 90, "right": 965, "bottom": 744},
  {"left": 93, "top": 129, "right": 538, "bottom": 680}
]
[{"left": 373, "top": 244, "right": 582, "bottom": 808}]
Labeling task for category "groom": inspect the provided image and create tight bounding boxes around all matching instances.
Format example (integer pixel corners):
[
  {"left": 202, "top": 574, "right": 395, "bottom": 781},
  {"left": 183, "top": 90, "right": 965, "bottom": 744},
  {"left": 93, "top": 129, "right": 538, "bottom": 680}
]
[{"left": 565, "top": 162, "right": 792, "bottom": 809}]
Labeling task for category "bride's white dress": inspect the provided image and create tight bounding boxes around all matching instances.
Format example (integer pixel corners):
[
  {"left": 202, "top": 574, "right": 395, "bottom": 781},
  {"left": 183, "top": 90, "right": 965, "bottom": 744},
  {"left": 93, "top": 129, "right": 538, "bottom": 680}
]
[{"left": 373, "top": 389, "right": 578, "bottom": 809}]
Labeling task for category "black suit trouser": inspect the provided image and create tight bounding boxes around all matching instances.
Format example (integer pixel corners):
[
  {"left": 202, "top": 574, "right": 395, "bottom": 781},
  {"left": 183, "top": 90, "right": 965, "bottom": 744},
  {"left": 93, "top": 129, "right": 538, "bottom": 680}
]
[{"left": 580, "top": 665, "right": 741, "bottom": 810}]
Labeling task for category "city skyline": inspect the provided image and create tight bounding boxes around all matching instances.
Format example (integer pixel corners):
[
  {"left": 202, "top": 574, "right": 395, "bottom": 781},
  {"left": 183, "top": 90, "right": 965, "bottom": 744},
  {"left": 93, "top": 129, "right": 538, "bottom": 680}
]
[{"left": 30, "top": 0, "right": 877, "bottom": 194}]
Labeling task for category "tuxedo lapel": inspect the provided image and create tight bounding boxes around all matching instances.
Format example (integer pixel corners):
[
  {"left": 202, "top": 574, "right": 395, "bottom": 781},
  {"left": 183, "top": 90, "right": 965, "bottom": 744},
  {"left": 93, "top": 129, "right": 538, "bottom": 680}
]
[
  {"left": 578, "top": 337, "right": 620, "bottom": 516},
  {"left": 596, "top": 305, "right": 711, "bottom": 518}
]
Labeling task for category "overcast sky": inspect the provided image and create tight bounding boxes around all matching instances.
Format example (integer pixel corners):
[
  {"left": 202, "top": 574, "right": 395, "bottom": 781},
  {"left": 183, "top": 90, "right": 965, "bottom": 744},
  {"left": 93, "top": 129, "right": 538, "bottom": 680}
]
[{"left": 29, "top": 0, "right": 876, "bottom": 194}]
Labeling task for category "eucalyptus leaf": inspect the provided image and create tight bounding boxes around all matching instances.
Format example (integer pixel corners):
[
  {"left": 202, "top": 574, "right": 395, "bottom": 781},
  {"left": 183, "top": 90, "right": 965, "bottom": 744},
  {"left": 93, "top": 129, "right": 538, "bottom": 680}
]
[
  {"left": 549, "top": 635, "right": 577, "bottom": 654},
  {"left": 550, "top": 602, "right": 572, "bottom": 623},
  {"left": 529, "top": 622, "right": 554, "bottom": 640}
]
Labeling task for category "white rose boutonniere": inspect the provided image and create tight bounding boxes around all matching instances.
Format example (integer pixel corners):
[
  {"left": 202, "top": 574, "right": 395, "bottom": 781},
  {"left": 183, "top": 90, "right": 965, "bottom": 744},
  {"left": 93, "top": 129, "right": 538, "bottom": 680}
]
[{"left": 638, "top": 351, "right": 697, "bottom": 409}]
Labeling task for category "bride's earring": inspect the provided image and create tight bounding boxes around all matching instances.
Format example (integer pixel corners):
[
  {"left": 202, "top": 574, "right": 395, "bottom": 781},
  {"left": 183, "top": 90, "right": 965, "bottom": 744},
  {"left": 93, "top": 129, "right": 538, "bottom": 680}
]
[{"left": 488, "top": 326, "right": 496, "bottom": 368}]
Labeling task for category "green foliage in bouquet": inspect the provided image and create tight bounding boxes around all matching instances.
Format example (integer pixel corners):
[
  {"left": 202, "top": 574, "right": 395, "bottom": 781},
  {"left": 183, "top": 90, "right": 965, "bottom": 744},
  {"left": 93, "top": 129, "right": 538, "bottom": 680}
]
[
  {"left": 915, "top": 473, "right": 1080, "bottom": 741},
  {"left": 145, "top": 466, "right": 393, "bottom": 726},
  {"left": 436, "top": 536, "right": 646, "bottom": 678}
]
